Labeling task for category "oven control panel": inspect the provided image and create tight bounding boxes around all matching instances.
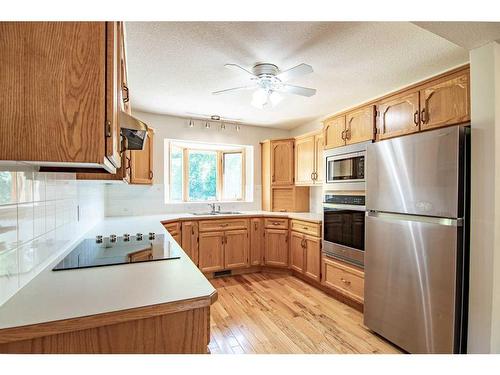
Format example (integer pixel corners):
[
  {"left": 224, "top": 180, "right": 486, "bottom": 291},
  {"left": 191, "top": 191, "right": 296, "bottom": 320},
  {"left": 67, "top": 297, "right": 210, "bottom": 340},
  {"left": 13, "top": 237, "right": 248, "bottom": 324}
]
[{"left": 324, "top": 194, "right": 365, "bottom": 205}]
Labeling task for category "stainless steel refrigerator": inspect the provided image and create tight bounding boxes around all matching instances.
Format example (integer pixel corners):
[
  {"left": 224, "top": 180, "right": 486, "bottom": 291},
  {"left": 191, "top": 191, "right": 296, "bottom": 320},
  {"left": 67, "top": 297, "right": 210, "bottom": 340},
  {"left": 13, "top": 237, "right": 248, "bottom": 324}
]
[{"left": 364, "top": 125, "right": 470, "bottom": 354}]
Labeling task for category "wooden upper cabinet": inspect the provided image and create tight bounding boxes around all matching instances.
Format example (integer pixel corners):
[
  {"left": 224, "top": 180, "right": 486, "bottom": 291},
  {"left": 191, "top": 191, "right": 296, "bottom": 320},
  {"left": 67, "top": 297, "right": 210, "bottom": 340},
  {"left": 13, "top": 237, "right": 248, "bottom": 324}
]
[
  {"left": 130, "top": 128, "right": 154, "bottom": 184},
  {"left": 271, "top": 139, "right": 294, "bottom": 185},
  {"left": 224, "top": 230, "right": 249, "bottom": 269},
  {"left": 314, "top": 132, "right": 324, "bottom": 183},
  {"left": 376, "top": 90, "right": 421, "bottom": 140},
  {"left": 264, "top": 228, "right": 289, "bottom": 268},
  {"left": 0, "top": 22, "right": 122, "bottom": 172},
  {"left": 294, "top": 135, "right": 315, "bottom": 185},
  {"left": 250, "top": 218, "right": 263, "bottom": 266},
  {"left": 345, "top": 105, "right": 375, "bottom": 145},
  {"left": 198, "top": 231, "right": 225, "bottom": 273},
  {"left": 324, "top": 116, "right": 346, "bottom": 149},
  {"left": 182, "top": 221, "right": 199, "bottom": 266},
  {"left": 419, "top": 69, "right": 470, "bottom": 131}
]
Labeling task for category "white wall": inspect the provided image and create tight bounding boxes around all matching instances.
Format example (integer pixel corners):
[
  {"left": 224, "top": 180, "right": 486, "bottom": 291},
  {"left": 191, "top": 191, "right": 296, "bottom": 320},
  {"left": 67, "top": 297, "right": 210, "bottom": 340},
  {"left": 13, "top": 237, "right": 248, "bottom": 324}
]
[
  {"left": 106, "top": 111, "right": 289, "bottom": 216},
  {"left": 468, "top": 41, "right": 500, "bottom": 353},
  {"left": 0, "top": 168, "right": 105, "bottom": 306}
]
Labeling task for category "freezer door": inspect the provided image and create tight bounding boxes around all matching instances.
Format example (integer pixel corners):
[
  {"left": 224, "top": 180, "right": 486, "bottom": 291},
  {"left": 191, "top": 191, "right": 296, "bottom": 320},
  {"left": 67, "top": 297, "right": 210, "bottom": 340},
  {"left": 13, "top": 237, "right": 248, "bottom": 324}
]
[
  {"left": 366, "top": 126, "right": 464, "bottom": 218},
  {"left": 364, "top": 213, "right": 460, "bottom": 353}
]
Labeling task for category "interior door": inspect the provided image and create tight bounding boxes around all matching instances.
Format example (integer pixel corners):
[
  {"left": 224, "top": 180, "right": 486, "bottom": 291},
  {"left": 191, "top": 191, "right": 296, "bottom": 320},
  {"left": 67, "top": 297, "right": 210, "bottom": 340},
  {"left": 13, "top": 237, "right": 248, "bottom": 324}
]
[
  {"left": 264, "top": 229, "right": 289, "bottom": 267},
  {"left": 377, "top": 91, "right": 420, "bottom": 140},
  {"left": 290, "top": 232, "right": 305, "bottom": 272},
  {"left": 295, "top": 135, "right": 315, "bottom": 185},
  {"left": 324, "top": 116, "right": 346, "bottom": 149},
  {"left": 224, "top": 229, "right": 249, "bottom": 269},
  {"left": 364, "top": 214, "right": 460, "bottom": 353},
  {"left": 420, "top": 70, "right": 470, "bottom": 131},
  {"left": 271, "top": 140, "right": 294, "bottom": 185},
  {"left": 345, "top": 105, "right": 375, "bottom": 145},
  {"left": 198, "top": 231, "right": 224, "bottom": 272}
]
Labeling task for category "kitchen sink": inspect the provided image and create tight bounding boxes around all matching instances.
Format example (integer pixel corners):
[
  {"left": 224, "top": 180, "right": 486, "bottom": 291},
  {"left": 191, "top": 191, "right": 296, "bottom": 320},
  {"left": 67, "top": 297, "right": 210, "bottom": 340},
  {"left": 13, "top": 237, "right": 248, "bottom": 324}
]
[{"left": 191, "top": 211, "right": 242, "bottom": 215}]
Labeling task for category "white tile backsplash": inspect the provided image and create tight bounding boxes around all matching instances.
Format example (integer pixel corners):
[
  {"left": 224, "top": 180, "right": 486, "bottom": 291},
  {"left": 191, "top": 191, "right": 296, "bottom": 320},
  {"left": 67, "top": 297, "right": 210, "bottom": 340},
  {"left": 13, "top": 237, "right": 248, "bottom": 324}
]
[{"left": 0, "top": 171, "right": 105, "bottom": 306}]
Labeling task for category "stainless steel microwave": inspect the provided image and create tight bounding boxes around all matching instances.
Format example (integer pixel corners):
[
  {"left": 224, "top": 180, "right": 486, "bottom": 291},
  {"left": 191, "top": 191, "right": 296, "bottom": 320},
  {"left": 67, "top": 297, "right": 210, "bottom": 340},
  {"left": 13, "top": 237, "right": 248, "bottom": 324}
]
[{"left": 324, "top": 141, "right": 371, "bottom": 191}]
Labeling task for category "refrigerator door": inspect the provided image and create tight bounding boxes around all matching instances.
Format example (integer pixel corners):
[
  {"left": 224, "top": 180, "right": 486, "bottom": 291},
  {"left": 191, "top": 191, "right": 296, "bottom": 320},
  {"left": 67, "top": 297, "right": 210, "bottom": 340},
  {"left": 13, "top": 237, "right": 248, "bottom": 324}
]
[
  {"left": 364, "top": 212, "right": 460, "bottom": 353},
  {"left": 366, "top": 126, "right": 464, "bottom": 218}
]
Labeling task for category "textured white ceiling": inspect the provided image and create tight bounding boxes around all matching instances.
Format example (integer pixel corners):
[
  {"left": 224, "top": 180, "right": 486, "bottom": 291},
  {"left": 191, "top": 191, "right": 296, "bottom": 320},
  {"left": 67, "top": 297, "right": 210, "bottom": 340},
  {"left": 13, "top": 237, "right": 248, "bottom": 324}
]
[
  {"left": 125, "top": 22, "right": 470, "bottom": 129},
  {"left": 413, "top": 22, "right": 500, "bottom": 50}
]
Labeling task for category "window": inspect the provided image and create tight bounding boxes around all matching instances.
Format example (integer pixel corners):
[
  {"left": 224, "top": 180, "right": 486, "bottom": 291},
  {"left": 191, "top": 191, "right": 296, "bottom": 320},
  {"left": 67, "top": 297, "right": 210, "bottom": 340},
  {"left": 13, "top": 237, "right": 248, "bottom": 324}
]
[{"left": 168, "top": 142, "right": 245, "bottom": 202}]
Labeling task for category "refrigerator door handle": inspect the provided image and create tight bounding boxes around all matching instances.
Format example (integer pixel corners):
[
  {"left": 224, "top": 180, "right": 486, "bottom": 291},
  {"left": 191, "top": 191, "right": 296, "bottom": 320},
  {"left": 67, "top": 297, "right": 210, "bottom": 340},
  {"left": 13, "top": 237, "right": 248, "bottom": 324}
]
[{"left": 366, "top": 211, "right": 463, "bottom": 227}]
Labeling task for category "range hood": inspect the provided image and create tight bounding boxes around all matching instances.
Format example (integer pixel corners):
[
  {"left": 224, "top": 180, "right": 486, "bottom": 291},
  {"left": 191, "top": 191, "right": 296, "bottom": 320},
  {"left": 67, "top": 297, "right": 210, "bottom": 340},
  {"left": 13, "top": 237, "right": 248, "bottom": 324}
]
[{"left": 120, "top": 111, "right": 149, "bottom": 150}]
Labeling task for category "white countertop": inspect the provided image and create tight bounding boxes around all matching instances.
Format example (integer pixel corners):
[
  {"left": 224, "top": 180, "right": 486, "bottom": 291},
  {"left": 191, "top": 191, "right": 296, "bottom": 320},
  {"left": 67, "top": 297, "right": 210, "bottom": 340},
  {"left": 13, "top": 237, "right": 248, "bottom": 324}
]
[
  {"left": 0, "top": 211, "right": 321, "bottom": 330},
  {"left": 151, "top": 211, "right": 323, "bottom": 223}
]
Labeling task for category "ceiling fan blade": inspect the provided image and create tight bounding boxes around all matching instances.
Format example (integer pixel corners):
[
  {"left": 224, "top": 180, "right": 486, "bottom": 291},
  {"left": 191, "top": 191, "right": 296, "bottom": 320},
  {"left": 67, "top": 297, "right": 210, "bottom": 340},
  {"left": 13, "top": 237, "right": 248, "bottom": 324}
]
[
  {"left": 212, "top": 84, "right": 257, "bottom": 95},
  {"left": 224, "top": 63, "right": 257, "bottom": 78},
  {"left": 276, "top": 63, "right": 313, "bottom": 82},
  {"left": 280, "top": 84, "right": 317, "bottom": 97}
]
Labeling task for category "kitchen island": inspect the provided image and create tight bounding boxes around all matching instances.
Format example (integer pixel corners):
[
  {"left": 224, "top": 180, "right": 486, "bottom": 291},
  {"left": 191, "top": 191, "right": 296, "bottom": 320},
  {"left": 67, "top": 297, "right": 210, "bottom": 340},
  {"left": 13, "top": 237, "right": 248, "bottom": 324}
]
[{"left": 0, "top": 216, "right": 217, "bottom": 354}]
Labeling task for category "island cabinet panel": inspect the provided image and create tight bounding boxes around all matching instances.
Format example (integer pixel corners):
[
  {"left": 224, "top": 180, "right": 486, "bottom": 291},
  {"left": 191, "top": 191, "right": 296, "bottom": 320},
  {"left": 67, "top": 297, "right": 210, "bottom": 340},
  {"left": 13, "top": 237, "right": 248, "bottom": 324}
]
[
  {"left": 163, "top": 221, "right": 181, "bottom": 245},
  {"left": 0, "top": 22, "right": 123, "bottom": 171},
  {"left": 182, "top": 221, "right": 199, "bottom": 266},
  {"left": 198, "top": 231, "right": 225, "bottom": 272},
  {"left": 224, "top": 229, "right": 249, "bottom": 269},
  {"left": 263, "top": 228, "right": 289, "bottom": 268},
  {"left": 250, "top": 218, "right": 264, "bottom": 266},
  {"left": 0, "top": 307, "right": 211, "bottom": 354},
  {"left": 419, "top": 69, "right": 470, "bottom": 131},
  {"left": 376, "top": 90, "right": 421, "bottom": 140},
  {"left": 271, "top": 139, "right": 295, "bottom": 186}
]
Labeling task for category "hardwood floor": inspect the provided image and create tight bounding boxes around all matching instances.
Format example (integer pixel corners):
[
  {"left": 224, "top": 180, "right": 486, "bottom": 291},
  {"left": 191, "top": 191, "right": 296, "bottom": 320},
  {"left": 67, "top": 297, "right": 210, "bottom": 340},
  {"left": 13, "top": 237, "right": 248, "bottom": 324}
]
[{"left": 209, "top": 272, "right": 401, "bottom": 354}]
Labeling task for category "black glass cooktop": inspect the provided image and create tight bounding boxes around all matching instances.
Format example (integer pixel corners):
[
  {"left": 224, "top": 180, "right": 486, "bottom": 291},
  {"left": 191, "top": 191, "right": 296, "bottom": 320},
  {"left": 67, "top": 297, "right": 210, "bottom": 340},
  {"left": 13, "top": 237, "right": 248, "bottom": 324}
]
[{"left": 53, "top": 233, "right": 180, "bottom": 271}]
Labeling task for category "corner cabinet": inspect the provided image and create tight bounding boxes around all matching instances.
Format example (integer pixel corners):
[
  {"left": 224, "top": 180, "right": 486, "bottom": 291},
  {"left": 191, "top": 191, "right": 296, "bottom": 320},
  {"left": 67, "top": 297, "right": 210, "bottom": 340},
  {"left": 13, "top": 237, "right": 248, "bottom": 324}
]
[
  {"left": 294, "top": 131, "right": 324, "bottom": 185},
  {"left": 0, "top": 22, "right": 123, "bottom": 172}
]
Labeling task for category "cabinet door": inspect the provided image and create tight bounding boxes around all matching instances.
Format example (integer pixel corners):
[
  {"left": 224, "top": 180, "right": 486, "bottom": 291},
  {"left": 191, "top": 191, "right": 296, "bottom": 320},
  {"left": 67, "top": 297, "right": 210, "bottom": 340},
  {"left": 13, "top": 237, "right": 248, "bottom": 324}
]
[
  {"left": 130, "top": 128, "right": 154, "bottom": 184},
  {"left": 294, "top": 135, "right": 315, "bottom": 185},
  {"left": 323, "top": 116, "right": 346, "bottom": 149},
  {"left": 118, "top": 22, "right": 132, "bottom": 115},
  {"left": 304, "top": 235, "right": 321, "bottom": 282},
  {"left": 198, "top": 231, "right": 224, "bottom": 272},
  {"left": 376, "top": 91, "right": 420, "bottom": 140},
  {"left": 182, "top": 221, "right": 199, "bottom": 266},
  {"left": 105, "top": 22, "right": 121, "bottom": 169},
  {"left": 419, "top": 70, "right": 470, "bottom": 131},
  {"left": 290, "top": 232, "right": 305, "bottom": 273},
  {"left": 250, "top": 218, "right": 263, "bottom": 266},
  {"left": 264, "top": 229, "right": 289, "bottom": 267},
  {"left": 271, "top": 140, "right": 294, "bottom": 186},
  {"left": 224, "top": 230, "right": 249, "bottom": 269},
  {"left": 314, "top": 132, "right": 324, "bottom": 183},
  {"left": 345, "top": 105, "right": 375, "bottom": 145}
]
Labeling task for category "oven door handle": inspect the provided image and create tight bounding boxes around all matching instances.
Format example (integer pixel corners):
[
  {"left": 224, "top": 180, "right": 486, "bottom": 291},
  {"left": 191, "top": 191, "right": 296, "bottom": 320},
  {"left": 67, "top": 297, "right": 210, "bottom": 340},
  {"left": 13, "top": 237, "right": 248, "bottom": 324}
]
[{"left": 323, "top": 203, "right": 366, "bottom": 212}]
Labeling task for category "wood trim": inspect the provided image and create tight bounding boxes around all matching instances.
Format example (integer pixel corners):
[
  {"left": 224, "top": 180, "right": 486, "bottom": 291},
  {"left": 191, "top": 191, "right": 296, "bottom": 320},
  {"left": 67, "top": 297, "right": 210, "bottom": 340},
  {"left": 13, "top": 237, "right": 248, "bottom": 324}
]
[
  {"left": 0, "top": 293, "right": 216, "bottom": 345},
  {"left": 322, "top": 64, "right": 470, "bottom": 125}
]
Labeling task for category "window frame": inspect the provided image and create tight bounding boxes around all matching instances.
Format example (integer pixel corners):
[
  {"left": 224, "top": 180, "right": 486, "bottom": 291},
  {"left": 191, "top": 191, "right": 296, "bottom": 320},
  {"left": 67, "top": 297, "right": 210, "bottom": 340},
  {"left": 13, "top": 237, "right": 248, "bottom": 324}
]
[{"left": 168, "top": 143, "right": 246, "bottom": 202}]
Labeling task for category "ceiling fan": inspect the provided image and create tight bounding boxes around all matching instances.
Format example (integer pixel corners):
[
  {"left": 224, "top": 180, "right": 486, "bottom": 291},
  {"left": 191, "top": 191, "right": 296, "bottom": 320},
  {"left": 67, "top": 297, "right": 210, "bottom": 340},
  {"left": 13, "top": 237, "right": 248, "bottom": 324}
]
[{"left": 212, "top": 63, "right": 317, "bottom": 109}]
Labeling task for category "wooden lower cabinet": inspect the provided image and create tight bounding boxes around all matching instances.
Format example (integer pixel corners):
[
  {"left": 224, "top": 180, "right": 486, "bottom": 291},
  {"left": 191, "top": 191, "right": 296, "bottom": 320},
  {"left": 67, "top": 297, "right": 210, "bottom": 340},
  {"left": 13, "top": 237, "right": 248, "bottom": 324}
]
[
  {"left": 290, "top": 232, "right": 305, "bottom": 272},
  {"left": 290, "top": 232, "right": 321, "bottom": 282},
  {"left": 182, "top": 221, "right": 199, "bottom": 266},
  {"left": 321, "top": 256, "right": 364, "bottom": 304},
  {"left": 263, "top": 228, "right": 288, "bottom": 267},
  {"left": 224, "top": 230, "right": 249, "bottom": 269},
  {"left": 199, "top": 231, "right": 225, "bottom": 272},
  {"left": 164, "top": 221, "right": 181, "bottom": 245},
  {"left": 250, "top": 218, "right": 263, "bottom": 265}
]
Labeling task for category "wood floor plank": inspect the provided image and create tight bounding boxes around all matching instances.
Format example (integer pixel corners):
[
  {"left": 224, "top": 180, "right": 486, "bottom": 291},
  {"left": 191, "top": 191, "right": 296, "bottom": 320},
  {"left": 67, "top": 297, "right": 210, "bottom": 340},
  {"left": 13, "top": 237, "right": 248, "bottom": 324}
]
[{"left": 209, "top": 272, "right": 401, "bottom": 354}]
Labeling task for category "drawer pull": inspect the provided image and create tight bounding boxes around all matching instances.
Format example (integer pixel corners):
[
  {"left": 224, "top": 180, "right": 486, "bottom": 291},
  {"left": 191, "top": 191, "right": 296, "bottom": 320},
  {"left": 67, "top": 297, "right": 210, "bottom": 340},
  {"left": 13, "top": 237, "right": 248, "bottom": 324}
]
[
  {"left": 340, "top": 278, "right": 351, "bottom": 285},
  {"left": 302, "top": 226, "right": 308, "bottom": 230},
  {"left": 272, "top": 222, "right": 281, "bottom": 225},
  {"left": 220, "top": 223, "right": 229, "bottom": 227}
]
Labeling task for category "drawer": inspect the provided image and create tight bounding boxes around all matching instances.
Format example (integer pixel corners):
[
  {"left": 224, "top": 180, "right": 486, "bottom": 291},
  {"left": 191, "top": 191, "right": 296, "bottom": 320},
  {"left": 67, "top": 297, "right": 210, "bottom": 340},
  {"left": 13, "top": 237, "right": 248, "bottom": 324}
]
[
  {"left": 163, "top": 221, "right": 181, "bottom": 235},
  {"left": 322, "top": 257, "right": 364, "bottom": 303},
  {"left": 264, "top": 217, "right": 289, "bottom": 229},
  {"left": 290, "top": 219, "right": 321, "bottom": 237},
  {"left": 199, "top": 218, "right": 249, "bottom": 232}
]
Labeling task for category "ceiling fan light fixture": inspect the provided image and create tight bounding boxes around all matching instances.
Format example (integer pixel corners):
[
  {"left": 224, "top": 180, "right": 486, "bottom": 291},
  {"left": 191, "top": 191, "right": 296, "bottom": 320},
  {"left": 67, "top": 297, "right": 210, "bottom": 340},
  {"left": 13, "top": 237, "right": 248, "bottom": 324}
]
[{"left": 269, "top": 91, "right": 283, "bottom": 107}]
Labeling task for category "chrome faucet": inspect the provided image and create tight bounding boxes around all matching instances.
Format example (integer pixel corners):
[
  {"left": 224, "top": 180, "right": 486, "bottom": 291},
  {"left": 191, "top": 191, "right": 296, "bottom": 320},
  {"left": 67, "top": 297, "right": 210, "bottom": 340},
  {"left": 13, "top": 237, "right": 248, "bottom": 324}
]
[{"left": 208, "top": 203, "right": 216, "bottom": 213}]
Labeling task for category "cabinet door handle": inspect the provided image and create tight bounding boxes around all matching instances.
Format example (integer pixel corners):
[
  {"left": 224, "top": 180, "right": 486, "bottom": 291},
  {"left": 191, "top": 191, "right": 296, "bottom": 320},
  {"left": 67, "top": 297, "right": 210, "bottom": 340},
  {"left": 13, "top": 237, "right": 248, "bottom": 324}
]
[
  {"left": 254, "top": 222, "right": 258, "bottom": 230},
  {"left": 341, "top": 129, "right": 346, "bottom": 140},
  {"left": 122, "top": 85, "right": 130, "bottom": 103},
  {"left": 272, "top": 222, "right": 281, "bottom": 225},
  {"left": 221, "top": 223, "right": 228, "bottom": 227},
  {"left": 340, "top": 277, "right": 351, "bottom": 285},
  {"left": 413, "top": 110, "right": 419, "bottom": 125},
  {"left": 149, "top": 171, "right": 153, "bottom": 180},
  {"left": 421, "top": 108, "right": 427, "bottom": 124}
]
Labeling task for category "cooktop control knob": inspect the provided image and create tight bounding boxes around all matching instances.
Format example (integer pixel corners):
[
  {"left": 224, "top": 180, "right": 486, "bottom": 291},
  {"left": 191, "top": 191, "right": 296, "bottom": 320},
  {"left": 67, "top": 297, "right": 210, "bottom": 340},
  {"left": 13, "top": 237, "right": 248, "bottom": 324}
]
[
  {"left": 123, "top": 233, "right": 130, "bottom": 241},
  {"left": 110, "top": 234, "right": 117, "bottom": 243},
  {"left": 136, "top": 233, "right": 143, "bottom": 240},
  {"left": 95, "top": 235, "right": 103, "bottom": 244},
  {"left": 149, "top": 232, "right": 156, "bottom": 240}
]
